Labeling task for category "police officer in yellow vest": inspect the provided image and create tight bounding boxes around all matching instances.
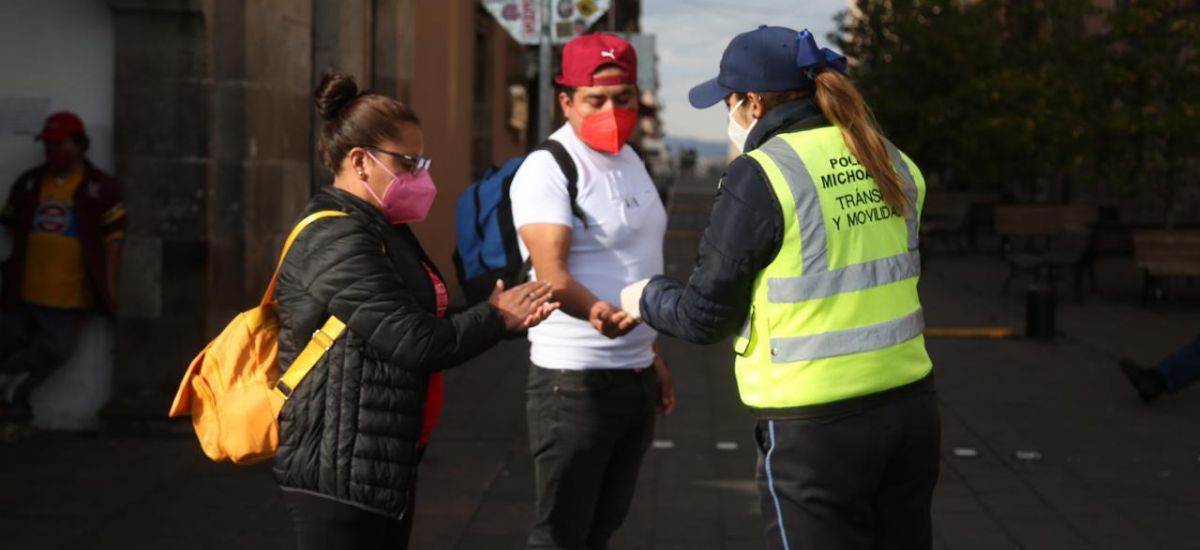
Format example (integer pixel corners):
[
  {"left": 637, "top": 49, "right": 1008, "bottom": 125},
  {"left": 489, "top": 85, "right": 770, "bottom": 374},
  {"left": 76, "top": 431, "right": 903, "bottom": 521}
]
[{"left": 622, "top": 27, "right": 938, "bottom": 549}]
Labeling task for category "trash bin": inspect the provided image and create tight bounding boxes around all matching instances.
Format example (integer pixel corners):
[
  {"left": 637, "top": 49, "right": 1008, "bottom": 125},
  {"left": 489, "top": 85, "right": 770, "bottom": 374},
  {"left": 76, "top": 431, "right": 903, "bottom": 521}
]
[{"left": 1026, "top": 282, "right": 1056, "bottom": 340}]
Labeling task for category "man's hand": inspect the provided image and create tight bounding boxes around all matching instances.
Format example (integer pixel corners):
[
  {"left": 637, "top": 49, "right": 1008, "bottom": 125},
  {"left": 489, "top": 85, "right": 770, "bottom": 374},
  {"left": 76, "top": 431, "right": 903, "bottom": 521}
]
[
  {"left": 589, "top": 301, "right": 639, "bottom": 339},
  {"left": 653, "top": 353, "right": 676, "bottom": 415}
]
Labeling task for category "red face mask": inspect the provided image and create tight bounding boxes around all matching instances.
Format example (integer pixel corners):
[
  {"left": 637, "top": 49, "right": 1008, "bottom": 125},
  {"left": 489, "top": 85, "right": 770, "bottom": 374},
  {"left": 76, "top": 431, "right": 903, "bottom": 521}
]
[
  {"left": 578, "top": 107, "right": 638, "bottom": 155},
  {"left": 44, "top": 142, "right": 77, "bottom": 172}
]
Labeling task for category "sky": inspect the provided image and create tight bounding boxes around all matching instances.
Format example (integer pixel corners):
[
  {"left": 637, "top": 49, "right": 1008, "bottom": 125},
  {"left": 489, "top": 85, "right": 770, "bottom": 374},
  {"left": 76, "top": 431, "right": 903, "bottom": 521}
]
[{"left": 641, "top": 0, "right": 849, "bottom": 142}]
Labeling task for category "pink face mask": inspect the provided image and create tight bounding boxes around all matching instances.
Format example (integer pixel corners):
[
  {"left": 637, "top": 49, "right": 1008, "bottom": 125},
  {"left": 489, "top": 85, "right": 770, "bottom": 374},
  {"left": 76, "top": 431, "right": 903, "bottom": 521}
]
[{"left": 362, "top": 150, "right": 437, "bottom": 225}]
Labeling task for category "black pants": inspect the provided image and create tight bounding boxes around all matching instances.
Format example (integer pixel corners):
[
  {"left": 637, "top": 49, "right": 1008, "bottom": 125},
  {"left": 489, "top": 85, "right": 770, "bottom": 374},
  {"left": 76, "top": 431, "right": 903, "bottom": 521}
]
[
  {"left": 0, "top": 304, "right": 86, "bottom": 405},
  {"left": 755, "top": 390, "right": 941, "bottom": 550},
  {"left": 282, "top": 489, "right": 412, "bottom": 550},
  {"left": 525, "top": 364, "right": 659, "bottom": 550}
]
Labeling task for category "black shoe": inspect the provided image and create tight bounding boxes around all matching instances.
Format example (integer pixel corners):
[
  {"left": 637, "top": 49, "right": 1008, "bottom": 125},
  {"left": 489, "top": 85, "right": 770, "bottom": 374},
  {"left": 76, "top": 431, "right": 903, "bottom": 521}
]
[{"left": 1120, "top": 359, "right": 1166, "bottom": 403}]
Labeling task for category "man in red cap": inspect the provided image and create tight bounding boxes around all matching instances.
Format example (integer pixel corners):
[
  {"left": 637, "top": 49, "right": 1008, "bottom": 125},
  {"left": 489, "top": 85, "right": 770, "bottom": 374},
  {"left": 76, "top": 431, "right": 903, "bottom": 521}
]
[
  {"left": 509, "top": 33, "right": 674, "bottom": 549},
  {"left": 0, "top": 111, "right": 126, "bottom": 418}
]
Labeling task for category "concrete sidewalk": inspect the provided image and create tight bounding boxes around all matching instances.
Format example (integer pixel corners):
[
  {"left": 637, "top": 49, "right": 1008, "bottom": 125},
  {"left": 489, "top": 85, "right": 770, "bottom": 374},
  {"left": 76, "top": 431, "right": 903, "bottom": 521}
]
[
  {"left": 2, "top": 182, "right": 1198, "bottom": 549},
  {"left": 920, "top": 252, "right": 1200, "bottom": 550}
]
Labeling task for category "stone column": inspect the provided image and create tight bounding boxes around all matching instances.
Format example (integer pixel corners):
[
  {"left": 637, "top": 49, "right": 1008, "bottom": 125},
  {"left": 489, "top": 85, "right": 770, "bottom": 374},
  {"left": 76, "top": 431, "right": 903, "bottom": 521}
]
[
  {"left": 108, "top": 0, "right": 212, "bottom": 413},
  {"left": 107, "top": 0, "right": 317, "bottom": 413},
  {"left": 372, "top": 0, "right": 416, "bottom": 104},
  {"left": 239, "top": 0, "right": 315, "bottom": 301},
  {"left": 311, "top": 0, "right": 373, "bottom": 190}
]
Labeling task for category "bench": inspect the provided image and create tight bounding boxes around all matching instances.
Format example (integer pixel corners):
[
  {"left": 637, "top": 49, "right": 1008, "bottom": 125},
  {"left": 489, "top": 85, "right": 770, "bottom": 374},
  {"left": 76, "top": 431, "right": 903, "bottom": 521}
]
[
  {"left": 995, "top": 204, "right": 1099, "bottom": 241},
  {"left": 1134, "top": 230, "right": 1200, "bottom": 304},
  {"left": 995, "top": 204, "right": 1100, "bottom": 295}
]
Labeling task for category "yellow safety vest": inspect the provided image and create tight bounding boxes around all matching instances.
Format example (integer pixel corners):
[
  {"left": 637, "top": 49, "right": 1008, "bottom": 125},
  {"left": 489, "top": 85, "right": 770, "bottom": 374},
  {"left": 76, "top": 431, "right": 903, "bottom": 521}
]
[{"left": 734, "top": 126, "right": 932, "bottom": 409}]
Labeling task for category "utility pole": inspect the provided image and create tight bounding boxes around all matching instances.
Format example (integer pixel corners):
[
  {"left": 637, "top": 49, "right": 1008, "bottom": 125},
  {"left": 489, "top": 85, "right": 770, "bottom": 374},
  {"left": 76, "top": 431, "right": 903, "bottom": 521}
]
[{"left": 537, "top": 0, "right": 553, "bottom": 141}]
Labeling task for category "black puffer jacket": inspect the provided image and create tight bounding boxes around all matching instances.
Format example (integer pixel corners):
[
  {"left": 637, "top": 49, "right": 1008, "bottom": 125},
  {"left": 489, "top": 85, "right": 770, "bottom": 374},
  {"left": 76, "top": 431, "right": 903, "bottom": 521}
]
[{"left": 272, "top": 187, "right": 506, "bottom": 518}]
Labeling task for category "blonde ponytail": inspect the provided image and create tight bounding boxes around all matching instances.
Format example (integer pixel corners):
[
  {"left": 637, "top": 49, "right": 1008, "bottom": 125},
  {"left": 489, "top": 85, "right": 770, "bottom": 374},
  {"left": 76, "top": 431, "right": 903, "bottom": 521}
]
[{"left": 811, "top": 71, "right": 909, "bottom": 216}]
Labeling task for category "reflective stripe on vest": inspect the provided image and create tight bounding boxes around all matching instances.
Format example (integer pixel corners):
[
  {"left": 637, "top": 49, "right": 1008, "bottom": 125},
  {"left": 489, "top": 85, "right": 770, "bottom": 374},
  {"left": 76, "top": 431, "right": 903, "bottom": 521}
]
[
  {"left": 770, "top": 308, "right": 925, "bottom": 362},
  {"left": 767, "top": 250, "right": 920, "bottom": 303},
  {"left": 733, "top": 126, "right": 932, "bottom": 408}
]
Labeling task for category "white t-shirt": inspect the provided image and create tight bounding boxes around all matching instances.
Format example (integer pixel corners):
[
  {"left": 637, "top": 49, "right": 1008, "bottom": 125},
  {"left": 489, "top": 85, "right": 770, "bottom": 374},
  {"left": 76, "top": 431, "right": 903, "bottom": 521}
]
[{"left": 510, "top": 123, "right": 667, "bottom": 370}]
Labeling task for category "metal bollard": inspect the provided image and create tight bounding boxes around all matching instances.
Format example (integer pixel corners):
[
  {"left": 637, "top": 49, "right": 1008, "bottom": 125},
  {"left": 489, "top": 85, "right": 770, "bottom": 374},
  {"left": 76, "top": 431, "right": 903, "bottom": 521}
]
[{"left": 1025, "top": 282, "right": 1056, "bottom": 340}]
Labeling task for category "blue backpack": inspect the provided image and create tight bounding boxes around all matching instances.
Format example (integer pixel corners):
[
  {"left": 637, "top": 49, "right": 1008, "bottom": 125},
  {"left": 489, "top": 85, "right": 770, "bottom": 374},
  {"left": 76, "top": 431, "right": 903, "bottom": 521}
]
[{"left": 453, "top": 140, "right": 585, "bottom": 304}]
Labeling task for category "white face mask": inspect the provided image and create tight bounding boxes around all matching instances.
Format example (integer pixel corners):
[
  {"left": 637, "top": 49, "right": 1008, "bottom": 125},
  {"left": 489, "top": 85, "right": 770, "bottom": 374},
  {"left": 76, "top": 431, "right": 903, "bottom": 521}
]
[{"left": 726, "top": 98, "right": 758, "bottom": 154}]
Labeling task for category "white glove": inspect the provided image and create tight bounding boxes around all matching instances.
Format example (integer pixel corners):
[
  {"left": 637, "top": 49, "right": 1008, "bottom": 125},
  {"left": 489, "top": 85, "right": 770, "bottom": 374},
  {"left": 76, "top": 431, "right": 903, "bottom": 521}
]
[{"left": 620, "top": 278, "right": 651, "bottom": 320}]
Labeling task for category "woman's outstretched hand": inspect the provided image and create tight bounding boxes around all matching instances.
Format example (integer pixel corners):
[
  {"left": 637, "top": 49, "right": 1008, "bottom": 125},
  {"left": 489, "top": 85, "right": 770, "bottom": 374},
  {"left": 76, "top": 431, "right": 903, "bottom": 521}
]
[{"left": 489, "top": 280, "right": 559, "bottom": 332}]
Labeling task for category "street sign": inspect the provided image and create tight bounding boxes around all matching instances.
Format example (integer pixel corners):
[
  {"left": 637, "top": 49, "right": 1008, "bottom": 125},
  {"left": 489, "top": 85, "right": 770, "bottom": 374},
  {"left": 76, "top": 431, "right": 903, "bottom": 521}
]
[
  {"left": 481, "top": 0, "right": 610, "bottom": 45},
  {"left": 549, "top": 0, "right": 610, "bottom": 44},
  {"left": 481, "top": 0, "right": 540, "bottom": 45}
]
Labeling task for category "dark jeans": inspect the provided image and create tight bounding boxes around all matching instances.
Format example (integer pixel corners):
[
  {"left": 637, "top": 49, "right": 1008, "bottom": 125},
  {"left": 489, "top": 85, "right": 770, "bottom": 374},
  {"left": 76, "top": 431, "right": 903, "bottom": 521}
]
[
  {"left": 0, "top": 303, "right": 86, "bottom": 405},
  {"left": 755, "top": 390, "right": 941, "bottom": 550},
  {"left": 526, "top": 364, "right": 659, "bottom": 550},
  {"left": 282, "top": 489, "right": 411, "bottom": 550},
  {"left": 1158, "top": 335, "right": 1200, "bottom": 393}
]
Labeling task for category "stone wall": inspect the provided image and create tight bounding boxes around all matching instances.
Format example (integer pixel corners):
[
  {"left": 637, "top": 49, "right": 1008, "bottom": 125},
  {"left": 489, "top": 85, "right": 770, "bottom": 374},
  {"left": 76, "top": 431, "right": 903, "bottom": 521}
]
[
  {"left": 109, "top": 0, "right": 211, "bottom": 412},
  {"left": 109, "top": 0, "right": 319, "bottom": 413},
  {"left": 238, "top": 0, "right": 315, "bottom": 305}
]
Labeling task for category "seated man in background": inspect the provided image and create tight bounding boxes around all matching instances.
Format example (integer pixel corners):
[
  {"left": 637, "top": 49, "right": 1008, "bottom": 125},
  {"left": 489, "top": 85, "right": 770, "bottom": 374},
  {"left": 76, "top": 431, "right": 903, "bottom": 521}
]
[{"left": 0, "top": 111, "right": 125, "bottom": 420}]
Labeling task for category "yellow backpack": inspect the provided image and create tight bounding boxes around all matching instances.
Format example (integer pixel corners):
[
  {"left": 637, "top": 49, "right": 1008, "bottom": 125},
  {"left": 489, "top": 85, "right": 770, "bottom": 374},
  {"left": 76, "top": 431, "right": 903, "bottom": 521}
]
[{"left": 168, "top": 210, "right": 349, "bottom": 465}]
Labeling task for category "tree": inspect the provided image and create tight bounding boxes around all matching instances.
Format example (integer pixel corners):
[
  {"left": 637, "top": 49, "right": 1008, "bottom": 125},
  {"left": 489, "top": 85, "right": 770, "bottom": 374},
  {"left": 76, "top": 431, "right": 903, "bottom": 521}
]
[
  {"left": 1099, "top": 0, "right": 1200, "bottom": 227},
  {"left": 833, "top": 0, "right": 991, "bottom": 190},
  {"left": 833, "top": 0, "right": 1106, "bottom": 202}
]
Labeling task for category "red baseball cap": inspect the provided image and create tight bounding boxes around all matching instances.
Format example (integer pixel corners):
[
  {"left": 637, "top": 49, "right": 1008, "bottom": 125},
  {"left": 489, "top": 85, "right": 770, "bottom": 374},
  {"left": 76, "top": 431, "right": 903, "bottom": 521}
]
[
  {"left": 555, "top": 33, "right": 638, "bottom": 88},
  {"left": 36, "top": 111, "right": 87, "bottom": 142}
]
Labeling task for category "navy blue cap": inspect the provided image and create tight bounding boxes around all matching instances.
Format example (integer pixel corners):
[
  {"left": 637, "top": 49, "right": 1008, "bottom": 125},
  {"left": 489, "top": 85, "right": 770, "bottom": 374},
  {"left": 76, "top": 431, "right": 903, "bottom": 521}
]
[{"left": 689, "top": 26, "right": 848, "bottom": 109}]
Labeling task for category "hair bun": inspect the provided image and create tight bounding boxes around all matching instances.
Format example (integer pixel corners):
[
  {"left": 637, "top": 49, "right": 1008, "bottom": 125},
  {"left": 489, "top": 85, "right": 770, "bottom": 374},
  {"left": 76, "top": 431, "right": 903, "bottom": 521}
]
[{"left": 314, "top": 72, "right": 360, "bottom": 121}]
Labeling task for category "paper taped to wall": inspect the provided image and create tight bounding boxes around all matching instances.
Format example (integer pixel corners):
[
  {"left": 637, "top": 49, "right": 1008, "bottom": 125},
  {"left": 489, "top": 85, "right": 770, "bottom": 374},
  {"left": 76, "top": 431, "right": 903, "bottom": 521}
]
[{"left": 0, "top": 96, "right": 51, "bottom": 137}]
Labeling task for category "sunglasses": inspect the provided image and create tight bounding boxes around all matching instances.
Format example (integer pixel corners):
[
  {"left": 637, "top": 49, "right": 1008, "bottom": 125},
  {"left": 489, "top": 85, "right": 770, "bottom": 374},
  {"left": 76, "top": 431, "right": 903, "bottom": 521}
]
[{"left": 365, "top": 147, "right": 432, "bottom": 175}]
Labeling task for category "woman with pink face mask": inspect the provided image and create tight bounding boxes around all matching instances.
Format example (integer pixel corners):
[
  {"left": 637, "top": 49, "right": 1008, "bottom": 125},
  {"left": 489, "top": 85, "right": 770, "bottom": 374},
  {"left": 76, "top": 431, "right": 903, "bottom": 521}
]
[{"left": 272, "top": 72, "right": 558, "bottom": 550}]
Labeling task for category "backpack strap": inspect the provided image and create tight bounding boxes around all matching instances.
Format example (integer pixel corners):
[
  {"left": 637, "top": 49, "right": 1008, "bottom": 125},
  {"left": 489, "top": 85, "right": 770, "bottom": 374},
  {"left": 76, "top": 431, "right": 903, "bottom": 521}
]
[
  {"left": 274, "top": 314, "right": 346, "bottom": 399},
  {"left": 260, "top": 210, "right": 349, "bottom": 306},
  {"left": 535, "top": 140, "right": 588, "bottom": 229},
  {"left": 266, "top": 210, "right": 351, "bottom": 401}
]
